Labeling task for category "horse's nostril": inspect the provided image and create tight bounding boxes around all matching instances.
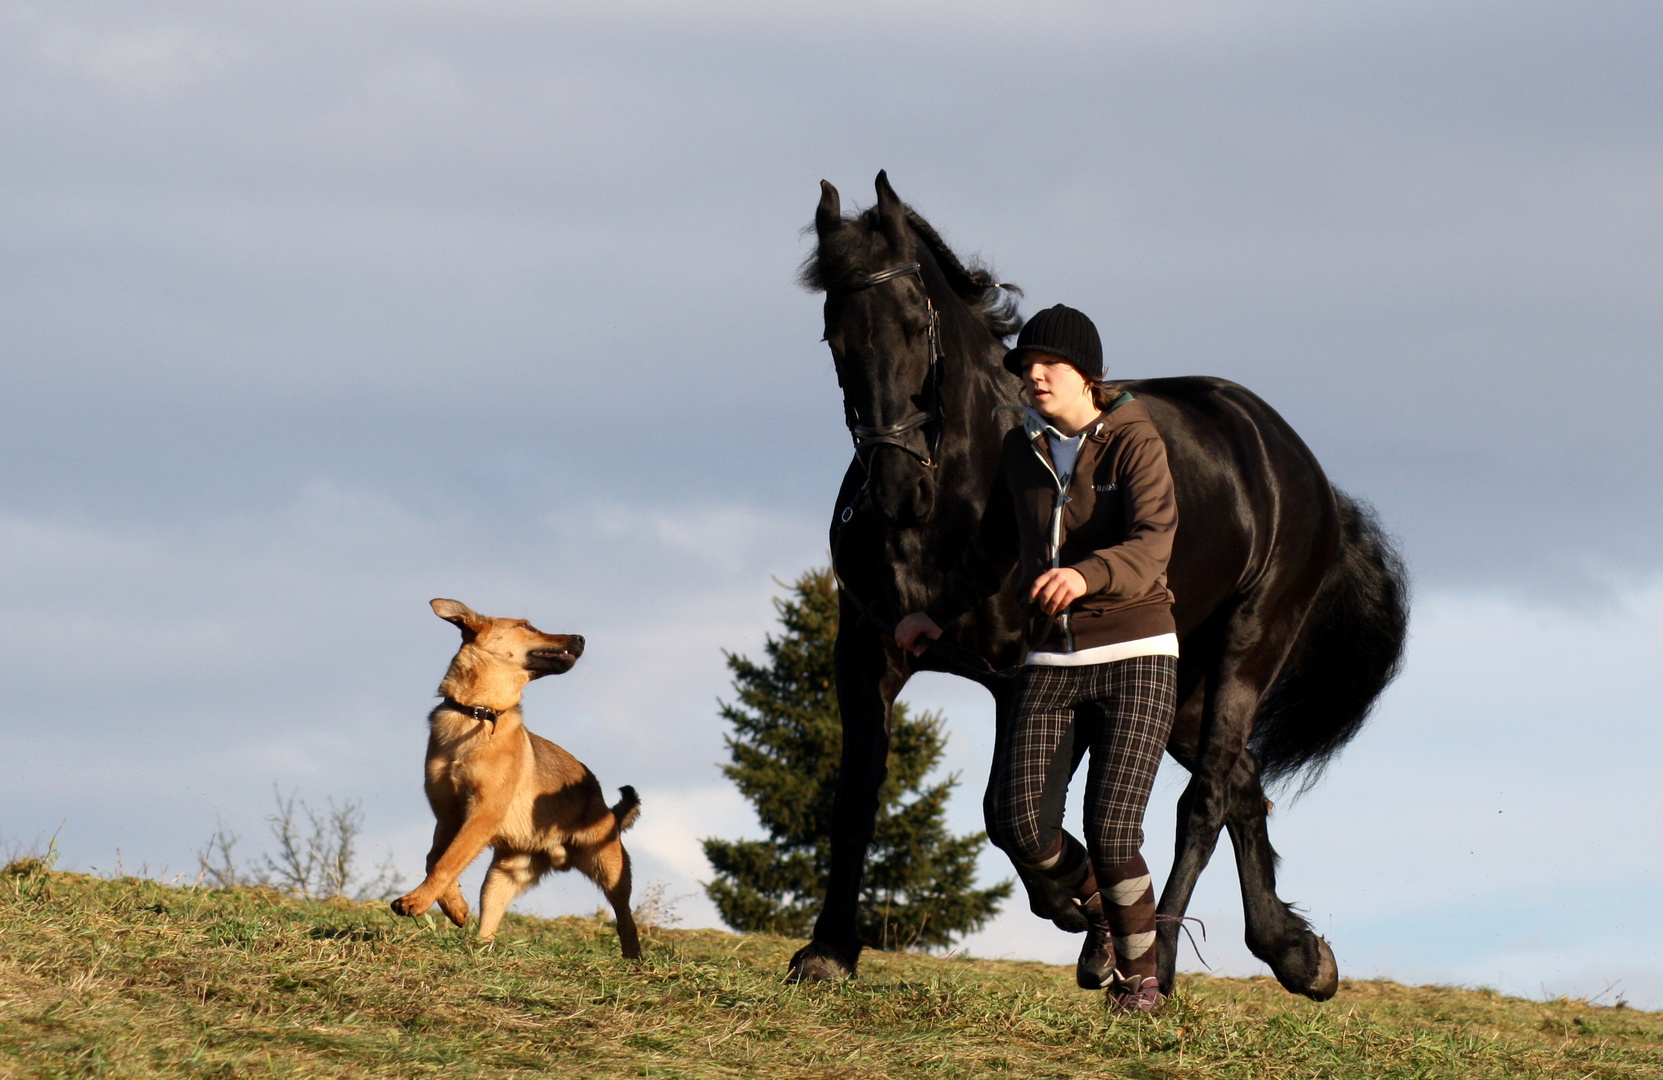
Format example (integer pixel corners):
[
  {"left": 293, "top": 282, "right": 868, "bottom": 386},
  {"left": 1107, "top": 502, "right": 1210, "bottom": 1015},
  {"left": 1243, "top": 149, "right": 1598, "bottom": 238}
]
[{"left": 572, "top": 636, "right": 585, "bottom": 650}]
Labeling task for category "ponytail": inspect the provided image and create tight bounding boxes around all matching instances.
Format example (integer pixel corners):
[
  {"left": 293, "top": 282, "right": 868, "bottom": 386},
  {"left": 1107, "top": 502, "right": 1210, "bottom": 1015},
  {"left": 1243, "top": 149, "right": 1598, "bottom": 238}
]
[{"left": 1087, "top": 378, "right": 1120, "bottom": 411}]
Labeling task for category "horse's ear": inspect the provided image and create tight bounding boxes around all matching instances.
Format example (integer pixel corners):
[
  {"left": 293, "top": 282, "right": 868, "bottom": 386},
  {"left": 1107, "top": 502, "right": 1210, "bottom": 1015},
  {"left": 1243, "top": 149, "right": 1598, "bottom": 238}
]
[
  {"left": 431, "top": 598, "right": 485, "bottom": 638},
  {"left": 874, "top": 170, "right": 908, "bottom": 248},
  {"left": 816, "top": 180, "right": 841, "bottom": 238}
]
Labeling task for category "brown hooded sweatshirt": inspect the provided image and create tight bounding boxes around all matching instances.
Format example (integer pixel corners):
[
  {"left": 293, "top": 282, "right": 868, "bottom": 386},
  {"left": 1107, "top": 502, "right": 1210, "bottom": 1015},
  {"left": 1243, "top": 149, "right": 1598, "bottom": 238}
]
[{"left": 924, "top": 393, "right": 1178, "bottom": 654}]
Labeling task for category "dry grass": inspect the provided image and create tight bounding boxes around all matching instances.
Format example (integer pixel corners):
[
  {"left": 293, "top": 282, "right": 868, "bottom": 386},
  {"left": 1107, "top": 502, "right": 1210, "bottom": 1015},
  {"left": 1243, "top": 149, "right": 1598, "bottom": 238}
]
[{"left": 2, "top": 859, "right": 1660, "bottom": 1078}]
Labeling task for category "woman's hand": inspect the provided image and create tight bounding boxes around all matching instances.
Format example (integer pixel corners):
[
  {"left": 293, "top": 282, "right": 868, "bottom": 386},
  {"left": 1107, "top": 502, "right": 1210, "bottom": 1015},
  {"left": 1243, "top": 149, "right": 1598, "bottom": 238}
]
[
  {"left": 894, "top": 612, "right": 943, "bottom": 656},
  {"left": 1029, "top": 567, "right": 1088, "bottom": 615}
]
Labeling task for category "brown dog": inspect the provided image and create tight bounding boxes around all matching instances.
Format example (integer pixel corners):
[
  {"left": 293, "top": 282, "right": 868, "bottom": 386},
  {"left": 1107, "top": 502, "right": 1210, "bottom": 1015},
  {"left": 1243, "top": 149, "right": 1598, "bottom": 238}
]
[{"left": 390, "top": 598, "right": 641, "bottom": 958}]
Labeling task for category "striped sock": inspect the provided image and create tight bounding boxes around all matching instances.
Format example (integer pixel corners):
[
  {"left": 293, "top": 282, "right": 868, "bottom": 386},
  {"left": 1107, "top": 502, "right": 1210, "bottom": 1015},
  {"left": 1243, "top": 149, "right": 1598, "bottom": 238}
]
[
  {"left": 1027, "top": 832, "right": 1099, "bottom": 901},
  {"left": 1100, "top": 853, "right": 1157, "bottom": 980}
]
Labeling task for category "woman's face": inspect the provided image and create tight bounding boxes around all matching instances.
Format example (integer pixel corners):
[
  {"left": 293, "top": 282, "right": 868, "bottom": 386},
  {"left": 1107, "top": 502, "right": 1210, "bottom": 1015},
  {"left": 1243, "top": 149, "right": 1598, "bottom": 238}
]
[{"left": 1021, "top": 356, "right": 1090, "bottom": 422}]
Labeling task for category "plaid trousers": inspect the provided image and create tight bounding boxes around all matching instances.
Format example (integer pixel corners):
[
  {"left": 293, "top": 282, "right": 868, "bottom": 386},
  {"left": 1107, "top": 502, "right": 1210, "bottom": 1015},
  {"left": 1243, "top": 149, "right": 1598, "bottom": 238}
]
[{"left": 990, "top": 655, "right": 1178, "bottom": 868}]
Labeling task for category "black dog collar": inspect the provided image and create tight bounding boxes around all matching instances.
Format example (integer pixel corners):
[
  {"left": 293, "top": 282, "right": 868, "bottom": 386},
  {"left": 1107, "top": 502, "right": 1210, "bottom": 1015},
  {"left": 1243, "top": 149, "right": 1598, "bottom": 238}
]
[{"left": 442, "top": 697, "right": 500, "bottom": 724}]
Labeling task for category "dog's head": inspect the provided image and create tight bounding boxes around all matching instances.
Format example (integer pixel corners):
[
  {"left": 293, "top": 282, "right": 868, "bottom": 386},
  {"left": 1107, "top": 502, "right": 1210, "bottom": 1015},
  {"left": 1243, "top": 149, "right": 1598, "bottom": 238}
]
[{"left": 431, "top": 599, "right": 585, "bottom": 691}]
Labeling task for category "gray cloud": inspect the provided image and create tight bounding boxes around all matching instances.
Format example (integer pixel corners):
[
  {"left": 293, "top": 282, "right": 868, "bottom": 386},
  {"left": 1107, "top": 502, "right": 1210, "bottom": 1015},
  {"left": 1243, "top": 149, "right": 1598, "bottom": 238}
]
[{"left": 4, "top": 1, "right": 1658, "bottom": 589}]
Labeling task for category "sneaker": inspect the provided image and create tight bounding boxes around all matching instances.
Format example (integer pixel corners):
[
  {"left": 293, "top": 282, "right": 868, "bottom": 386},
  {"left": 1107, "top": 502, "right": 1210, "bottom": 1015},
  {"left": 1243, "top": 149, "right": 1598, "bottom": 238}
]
[
  {"left": 1075, "top": 893, "right": 1116, "bottom": 990},
  {"left": 1106, "top": 972, "right": 1163, "bottom": 1015}
]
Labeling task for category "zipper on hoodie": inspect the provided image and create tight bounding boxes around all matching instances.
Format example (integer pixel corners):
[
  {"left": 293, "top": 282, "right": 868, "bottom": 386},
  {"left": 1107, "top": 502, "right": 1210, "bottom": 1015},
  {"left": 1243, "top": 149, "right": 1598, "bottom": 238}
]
[{"left": 1020, "top": 410, "right": 1101, "bottom": 653}]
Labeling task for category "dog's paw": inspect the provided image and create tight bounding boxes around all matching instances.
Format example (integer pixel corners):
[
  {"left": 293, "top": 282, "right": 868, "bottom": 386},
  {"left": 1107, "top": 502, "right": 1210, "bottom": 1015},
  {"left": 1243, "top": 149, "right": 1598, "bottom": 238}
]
[
  {"left": 389, "top": 893, "right": 429, "bottom": 918},
  {"left": 438, "top": 895, "right": 469, "bottom": 927}
]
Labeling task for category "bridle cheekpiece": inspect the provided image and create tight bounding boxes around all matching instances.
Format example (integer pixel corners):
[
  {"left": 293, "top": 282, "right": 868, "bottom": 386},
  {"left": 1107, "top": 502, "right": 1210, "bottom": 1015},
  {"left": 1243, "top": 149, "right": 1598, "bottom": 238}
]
[{"left": 835, "top": 261, "right": 945, "bottom": 473}]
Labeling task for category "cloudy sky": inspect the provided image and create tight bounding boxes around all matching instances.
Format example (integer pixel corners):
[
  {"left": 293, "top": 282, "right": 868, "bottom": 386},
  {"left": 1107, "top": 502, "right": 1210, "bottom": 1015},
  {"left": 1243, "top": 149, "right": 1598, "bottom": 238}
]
[{"left": 3, "top": 0, "right": 1660, "bottom": 1008}]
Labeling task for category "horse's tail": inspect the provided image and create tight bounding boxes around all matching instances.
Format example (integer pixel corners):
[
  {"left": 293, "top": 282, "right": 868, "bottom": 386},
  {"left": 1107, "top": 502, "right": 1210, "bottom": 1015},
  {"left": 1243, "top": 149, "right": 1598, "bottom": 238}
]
[{"left": 1250, "top": 489, "right": 1409, "bottom": 791}]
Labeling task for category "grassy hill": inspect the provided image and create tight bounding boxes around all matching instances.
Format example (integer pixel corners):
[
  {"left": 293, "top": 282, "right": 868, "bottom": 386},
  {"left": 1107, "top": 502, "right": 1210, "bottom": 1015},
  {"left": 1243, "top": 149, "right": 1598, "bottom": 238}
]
[{"left": 2, "top": 859, "right": 1659, "bottom": 1079}]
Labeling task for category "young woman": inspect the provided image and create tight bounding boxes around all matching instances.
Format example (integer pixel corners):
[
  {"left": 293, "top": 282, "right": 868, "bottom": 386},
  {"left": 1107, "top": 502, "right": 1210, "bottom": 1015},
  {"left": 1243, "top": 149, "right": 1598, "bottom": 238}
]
[{"left": 895, "top": 304, "right": 1179, "bottom": 1014}]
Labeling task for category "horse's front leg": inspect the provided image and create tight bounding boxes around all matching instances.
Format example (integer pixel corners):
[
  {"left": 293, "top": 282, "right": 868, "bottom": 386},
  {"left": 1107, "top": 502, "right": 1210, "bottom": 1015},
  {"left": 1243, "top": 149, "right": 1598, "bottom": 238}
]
[
  {"left": 1154, "top": 664, "right": 1261, "bottom": 994},
  {"left": 788, "top": 615, "right": 907, "bottom": 982}
]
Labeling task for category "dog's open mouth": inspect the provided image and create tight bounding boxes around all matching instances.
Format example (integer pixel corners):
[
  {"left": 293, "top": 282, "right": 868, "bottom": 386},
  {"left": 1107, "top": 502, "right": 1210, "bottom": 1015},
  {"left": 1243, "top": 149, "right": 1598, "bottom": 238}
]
[{"left": 527, "top": 648, "right": 579, "bottom": 672}]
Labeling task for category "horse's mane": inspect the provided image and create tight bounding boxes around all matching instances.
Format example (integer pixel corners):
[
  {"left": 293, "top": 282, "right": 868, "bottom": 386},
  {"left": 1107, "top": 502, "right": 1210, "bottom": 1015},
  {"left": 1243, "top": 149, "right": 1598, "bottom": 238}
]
[{"left": 800, "top": 204, "right": 1024, "bottom": 340}]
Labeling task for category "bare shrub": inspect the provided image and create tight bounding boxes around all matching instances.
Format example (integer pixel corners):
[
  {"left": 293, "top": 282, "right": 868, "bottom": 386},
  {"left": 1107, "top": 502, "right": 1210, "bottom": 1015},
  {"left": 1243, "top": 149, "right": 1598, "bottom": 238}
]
[
  {"left": 197, "top": 785, "right": 403, "bottom": 901},
  {"left": 628, "top": 881, "right": 690, "bottom": 931},
  {"left": 196, "top": 815, "right": 245, "bottom": 888}
]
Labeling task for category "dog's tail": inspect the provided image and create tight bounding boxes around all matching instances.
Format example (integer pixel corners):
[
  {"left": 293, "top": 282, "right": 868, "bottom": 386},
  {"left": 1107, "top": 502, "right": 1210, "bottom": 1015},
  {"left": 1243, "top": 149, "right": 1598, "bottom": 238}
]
[{"left": 611, "top": 786, "right": 641, "bottom": 832}]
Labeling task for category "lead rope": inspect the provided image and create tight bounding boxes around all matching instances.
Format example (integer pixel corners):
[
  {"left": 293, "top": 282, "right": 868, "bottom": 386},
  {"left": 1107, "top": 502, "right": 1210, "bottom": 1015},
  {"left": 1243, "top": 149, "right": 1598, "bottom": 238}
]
[{"left": 1154, "top": 914, "right": 1211, "bottom": 970}]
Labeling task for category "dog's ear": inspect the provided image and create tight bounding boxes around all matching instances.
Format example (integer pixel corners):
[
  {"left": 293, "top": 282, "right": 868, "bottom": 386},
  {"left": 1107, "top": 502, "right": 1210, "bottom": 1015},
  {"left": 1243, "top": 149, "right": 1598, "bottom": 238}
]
[{"left": 430, "top": 598, "right": 485, "bottom": 637}]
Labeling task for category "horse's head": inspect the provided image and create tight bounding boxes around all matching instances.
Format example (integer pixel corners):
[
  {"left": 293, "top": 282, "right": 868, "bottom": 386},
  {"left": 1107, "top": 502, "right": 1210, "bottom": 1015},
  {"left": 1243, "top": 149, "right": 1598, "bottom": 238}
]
[{"left": 805, "top": 172, "right": 1017, "bottom": 527}]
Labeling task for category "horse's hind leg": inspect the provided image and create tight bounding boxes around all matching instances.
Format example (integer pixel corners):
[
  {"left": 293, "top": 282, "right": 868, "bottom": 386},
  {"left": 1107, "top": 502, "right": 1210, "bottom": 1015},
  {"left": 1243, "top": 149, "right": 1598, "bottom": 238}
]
[
  {"left": 1224, "top": 756, "right": 1338, "bottom": 999},
  {"left": 1154, "top": 610, "right": 1304, "bottom": 995},
  {"left": 1154, "top": 684, "right": 1253, "bottom": 993}
]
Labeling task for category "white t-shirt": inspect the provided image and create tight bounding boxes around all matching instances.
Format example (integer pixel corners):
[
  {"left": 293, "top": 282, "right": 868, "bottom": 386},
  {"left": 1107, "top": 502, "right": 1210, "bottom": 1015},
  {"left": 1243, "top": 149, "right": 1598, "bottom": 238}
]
[{"left": 1026, "top": 633, "right": 1180, "bottom": 666}]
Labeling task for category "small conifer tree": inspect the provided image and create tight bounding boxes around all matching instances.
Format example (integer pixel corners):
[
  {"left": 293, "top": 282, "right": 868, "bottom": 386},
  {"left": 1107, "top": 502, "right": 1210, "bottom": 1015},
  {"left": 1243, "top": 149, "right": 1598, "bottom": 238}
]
[{"left": 702, "top": 568, "right": 1010, "bottom": 950}]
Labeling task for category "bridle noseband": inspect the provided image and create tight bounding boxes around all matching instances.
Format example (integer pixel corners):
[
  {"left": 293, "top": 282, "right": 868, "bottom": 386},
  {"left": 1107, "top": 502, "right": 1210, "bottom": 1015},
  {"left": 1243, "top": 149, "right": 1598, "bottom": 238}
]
[{"left": 836, "top": 261, "right": 945, "bottom": 472}]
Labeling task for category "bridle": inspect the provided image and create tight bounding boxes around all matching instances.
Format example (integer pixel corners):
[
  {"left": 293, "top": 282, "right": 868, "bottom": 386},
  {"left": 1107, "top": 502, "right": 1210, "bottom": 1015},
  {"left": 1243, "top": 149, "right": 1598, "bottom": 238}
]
[
  {"left": 822, "top": 261, "right": 1012, "bottom": 683},
  {"left": 835, "top": 261, "right": 944, "bottom": 472}
]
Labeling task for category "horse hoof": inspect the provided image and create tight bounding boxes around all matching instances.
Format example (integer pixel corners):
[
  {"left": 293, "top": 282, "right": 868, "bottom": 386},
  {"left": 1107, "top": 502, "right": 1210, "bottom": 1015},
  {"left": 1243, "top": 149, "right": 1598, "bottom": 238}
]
[
  {"left": 1267, "top": 931, "right": 1339, "bottom": 1000},
  {"left": 787, "top": 942, "right": 855, "bottom": 983},
  {"left": 1303, "top": 937, "right": 1339, "bottom": 1001},
  {"left": 1277, "top": 935, "right": 1339, "bottom": 1001}
]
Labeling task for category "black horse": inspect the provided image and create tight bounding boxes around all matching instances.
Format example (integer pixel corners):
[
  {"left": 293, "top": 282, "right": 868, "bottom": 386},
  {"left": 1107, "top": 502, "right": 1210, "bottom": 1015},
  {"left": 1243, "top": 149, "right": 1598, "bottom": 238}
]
[{"left": 789, "top": 172, "right": 1408, "bottom": 1000}]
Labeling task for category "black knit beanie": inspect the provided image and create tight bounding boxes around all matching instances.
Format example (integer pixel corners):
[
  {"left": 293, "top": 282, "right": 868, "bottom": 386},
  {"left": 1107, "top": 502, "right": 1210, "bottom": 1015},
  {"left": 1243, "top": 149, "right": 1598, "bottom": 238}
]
[{"left": 1002, "top": 304, "right": 1104, "bottom": 379}]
